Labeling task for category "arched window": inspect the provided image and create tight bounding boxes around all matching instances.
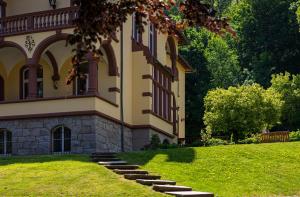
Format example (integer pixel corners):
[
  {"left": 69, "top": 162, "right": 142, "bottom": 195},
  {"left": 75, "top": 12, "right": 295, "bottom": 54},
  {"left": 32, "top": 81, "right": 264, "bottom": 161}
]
[
  {"left": 0, "top": 75, "right": 4, "bottom": 101},
  {"left": 21, "top": 66, "right": 43, "bottom": 99},
  {"left": 52, "top": 126, "right": 71, "bottom": 154},
  {"left": 0, "top": 129, "right": 12, "bottom": 155},
  {"left": 149, "top": 23, "right": 156, "bottom": 57}
]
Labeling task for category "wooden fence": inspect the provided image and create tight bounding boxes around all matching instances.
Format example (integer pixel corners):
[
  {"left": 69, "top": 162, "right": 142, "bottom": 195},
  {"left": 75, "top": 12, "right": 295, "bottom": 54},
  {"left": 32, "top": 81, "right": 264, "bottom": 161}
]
[{"left": 261, "top": 131, "right": 290, "bottom": 143}]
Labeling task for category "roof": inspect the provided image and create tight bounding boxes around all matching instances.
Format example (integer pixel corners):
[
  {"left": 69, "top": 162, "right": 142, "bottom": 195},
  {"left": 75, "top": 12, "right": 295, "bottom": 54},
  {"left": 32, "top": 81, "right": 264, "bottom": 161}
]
[{"left": 177, "top": 54, "right": 193, "bottom": 73}]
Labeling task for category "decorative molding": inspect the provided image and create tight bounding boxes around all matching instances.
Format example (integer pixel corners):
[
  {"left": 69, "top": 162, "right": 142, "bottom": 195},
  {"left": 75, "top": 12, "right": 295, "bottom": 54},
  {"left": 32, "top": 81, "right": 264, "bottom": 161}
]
[
  {"left": 25, "top": 36, "right": 35, "bottom": 53},
  {"left": 142, "top": 74, "right": 152, "bottom": 80},
  {"left": 142, "top": 92, "right": 152, "bottom": 97},
  {"left": 142, "top": 109, "right": 152, "bottom": 114},
  {"left": 109, "top": 87, "right": 121, "bottom": 93},
  {"left": 0, "top": 94, "right": 118, "bottom": 107},
  {"left": 0, "top": 110, "right": 175, "bottom": 139}
]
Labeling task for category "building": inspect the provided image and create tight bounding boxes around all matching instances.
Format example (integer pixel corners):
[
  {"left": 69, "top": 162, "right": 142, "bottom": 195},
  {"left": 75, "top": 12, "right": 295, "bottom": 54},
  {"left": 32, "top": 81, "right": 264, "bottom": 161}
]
[{"left": 0, "top": 0, "right": 192, "bottom": 155}]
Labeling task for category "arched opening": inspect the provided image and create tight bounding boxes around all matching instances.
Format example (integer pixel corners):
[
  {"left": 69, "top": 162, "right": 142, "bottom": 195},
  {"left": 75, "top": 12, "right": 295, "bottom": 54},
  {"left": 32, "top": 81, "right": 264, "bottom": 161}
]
[
  {"left": 0, "top": 75, "right": 4, "bottom": 101},
  {"left": 0, "top": 129, "right": 12, "bottom": 155},
  {"left": 52, "top": 125, "right": 71, "bottom": 154},
  {"left": 0, "top": 41, "right": 27, "bottom": 101}
]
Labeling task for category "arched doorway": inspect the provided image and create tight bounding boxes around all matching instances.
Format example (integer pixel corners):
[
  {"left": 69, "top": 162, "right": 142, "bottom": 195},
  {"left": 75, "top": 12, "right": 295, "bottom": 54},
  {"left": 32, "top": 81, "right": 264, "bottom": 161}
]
[
  {"left": 0, "top": 75, "right": 4, "bottom": 101},
  {"left": 0, "top": 129, "right": 12, "bottom": 155},
  {"left": 52, "top": 126, "right": 71, "bottom": 154}
]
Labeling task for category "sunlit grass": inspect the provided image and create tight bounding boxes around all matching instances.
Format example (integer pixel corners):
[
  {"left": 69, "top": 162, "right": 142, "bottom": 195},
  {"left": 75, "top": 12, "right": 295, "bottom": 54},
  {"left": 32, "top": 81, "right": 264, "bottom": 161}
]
[
  {"left": 0, "top": 155, "right": 165, "bottom": 197},
  {"left": 120, "top": 142, "right": 300, "bottom": 197}
]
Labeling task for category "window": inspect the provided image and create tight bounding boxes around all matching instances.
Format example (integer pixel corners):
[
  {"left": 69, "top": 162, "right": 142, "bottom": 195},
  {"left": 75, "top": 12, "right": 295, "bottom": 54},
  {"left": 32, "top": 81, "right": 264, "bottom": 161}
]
[
  {"left": 152, "top": 66, "right": 172, "bottom": 121},
  {"left": 0, "top": 129, "right": 12, "bottom": 155},
  {"left": 21, "top": 66, "right": 43, "bottom": 99},
  {"left": 52, "top": 126, "right": 71, "bottom": 154},
  {"left": 132, "top": 13, "right": 141, "bottom": 43},
  {"left": 149, "top": 23, "right": 156, "bottom": 56},
  {"left": 22, "top": 68, "right": 29, "bottom": 99},
  {"left": 75, "top": 62, "right": 89, "bottom": 95},
  {"left": 37, "top": 67, "right": 43, "bottom": 98},
  {"left": 0, "top": 1, "right": 6, "bottom": 19}
]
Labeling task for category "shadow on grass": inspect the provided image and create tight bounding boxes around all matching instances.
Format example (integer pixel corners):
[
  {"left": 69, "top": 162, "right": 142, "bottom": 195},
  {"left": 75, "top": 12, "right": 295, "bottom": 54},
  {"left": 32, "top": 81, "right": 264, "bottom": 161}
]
[
  {"left": 119, "top": 147, "right": 196, "bottom": 165},
  {"left": 0, "top": 154, "right": 90, "bottom": 166}
]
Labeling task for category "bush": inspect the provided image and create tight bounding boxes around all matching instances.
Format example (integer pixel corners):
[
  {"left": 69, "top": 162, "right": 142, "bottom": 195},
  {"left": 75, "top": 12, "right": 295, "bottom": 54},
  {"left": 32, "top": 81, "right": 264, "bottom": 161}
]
[
  {"left": 148, "top": 134, "right": 161, "bottom": 150},
  {"left": 204, "top": 84, "right": 283, "bottom": 142},
  {"left": 238, "top": 135, "right": 261, "bottom": 144},
  {"left": 207, "top": 138, "right": 229, "bottom": 146},
  {"left": 290, "top": 130, "right": 300, "bottom": 141}
]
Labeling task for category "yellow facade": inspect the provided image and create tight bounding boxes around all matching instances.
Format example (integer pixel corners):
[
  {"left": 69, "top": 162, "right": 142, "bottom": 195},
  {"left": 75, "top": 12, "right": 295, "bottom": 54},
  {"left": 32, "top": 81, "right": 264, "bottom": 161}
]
[{"left": 0, "top": 0, "right": 192, "bottom": 145}]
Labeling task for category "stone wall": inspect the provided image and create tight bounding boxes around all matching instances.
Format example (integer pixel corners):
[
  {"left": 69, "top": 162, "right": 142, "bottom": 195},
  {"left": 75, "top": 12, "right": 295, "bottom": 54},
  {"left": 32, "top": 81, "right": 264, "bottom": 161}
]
[
  {"left": 0, "top": 115, "right": 176, "bottom": 155},
  {"left": 0, "top": 115, "right": 132, "bottom": 155},
  {"left": 132, "top": 128, "right": 175, "bottom": 151}
]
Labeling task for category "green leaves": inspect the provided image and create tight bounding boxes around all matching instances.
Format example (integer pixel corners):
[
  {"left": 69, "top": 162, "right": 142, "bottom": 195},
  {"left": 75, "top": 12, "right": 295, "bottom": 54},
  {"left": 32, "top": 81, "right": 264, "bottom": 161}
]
[
  {"left": 270, "top": 72, "right": 300, "bottom": 130},
  {"left": 204, "top": 84, "right": 283, "bottom": 141}
]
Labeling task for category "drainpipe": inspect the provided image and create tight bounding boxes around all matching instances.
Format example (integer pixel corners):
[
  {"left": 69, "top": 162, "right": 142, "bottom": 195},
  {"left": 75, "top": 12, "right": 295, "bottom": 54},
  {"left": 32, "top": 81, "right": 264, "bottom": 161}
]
[{"left": 120, "top": 24, "right": 125, "bottom": 152}]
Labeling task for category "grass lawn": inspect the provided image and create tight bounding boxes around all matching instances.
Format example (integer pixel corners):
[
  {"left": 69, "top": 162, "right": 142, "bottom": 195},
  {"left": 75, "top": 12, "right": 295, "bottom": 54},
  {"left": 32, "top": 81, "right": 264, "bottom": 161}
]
[
  {"left": 120, "top": 142, "right": 300, "bottom": 197},
  {"left": 0, "top": 155, "right": 165, "bottom": 197}
]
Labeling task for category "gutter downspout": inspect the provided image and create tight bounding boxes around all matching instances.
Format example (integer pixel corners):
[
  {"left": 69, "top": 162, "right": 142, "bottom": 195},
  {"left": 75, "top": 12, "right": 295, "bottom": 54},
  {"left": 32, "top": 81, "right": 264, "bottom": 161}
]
[{"left": 120, "top": 24, "right": 125, "bottom": 152}]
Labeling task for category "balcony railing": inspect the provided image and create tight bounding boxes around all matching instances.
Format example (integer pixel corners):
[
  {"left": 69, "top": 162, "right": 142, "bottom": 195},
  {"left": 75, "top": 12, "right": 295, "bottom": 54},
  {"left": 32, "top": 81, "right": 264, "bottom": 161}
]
[{"left": 0, "top": 7, "right": 78, "bottom": 37}]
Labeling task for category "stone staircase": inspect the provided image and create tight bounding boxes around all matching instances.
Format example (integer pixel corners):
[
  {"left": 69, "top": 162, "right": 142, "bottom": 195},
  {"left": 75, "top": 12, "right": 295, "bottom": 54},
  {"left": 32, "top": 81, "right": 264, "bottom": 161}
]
[{"left": 92, "top": 153, "right": 214, "bottom": 197}]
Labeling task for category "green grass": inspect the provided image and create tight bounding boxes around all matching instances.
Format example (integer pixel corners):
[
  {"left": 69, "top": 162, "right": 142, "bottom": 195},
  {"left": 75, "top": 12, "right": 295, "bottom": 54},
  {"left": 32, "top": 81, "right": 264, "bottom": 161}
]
[
  {"left": 0, "top": 155, "right": 165, "bottom": 197},
  {"left": 120, "top": 142, "right": 300, "bottom": 197}
]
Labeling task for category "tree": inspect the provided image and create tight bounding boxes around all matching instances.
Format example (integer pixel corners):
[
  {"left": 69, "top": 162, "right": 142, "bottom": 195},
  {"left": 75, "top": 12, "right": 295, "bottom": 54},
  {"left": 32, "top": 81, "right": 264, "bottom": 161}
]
[
  {"left": 203, "top": 84, "right": 283, "bottom": 142},
  {"left": 180, "top": 28, "right": 212, "bottom": 138},
  {"left": 270, "top": 72, "right": 300, "bottom": 131},
  {"left": 204, "top": 34, "right": 241, "bottom": 88},
  {"left": 227, "top": 0, "right": 300, "bottom": 87},
  {"left": 68, "top": 0, "right": 234, "bottom": 79}
]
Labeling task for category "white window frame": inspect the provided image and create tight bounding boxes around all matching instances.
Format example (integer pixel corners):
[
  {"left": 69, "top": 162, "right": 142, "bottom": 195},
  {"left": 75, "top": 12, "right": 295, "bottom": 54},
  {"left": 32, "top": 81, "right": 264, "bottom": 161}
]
[
  {"left": 75, "top": 73, "right": 89, "bottom": 96},
  {"left": 52, "top": 126, "right": 71, "bottom": 154},
  {"left": 149, "top": 23, "right": 155, "bottom": 56}
]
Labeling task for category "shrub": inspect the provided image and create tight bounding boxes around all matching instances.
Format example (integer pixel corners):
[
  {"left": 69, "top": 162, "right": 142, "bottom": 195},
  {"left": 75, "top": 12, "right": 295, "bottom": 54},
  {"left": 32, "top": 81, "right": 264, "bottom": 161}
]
[
  {"left": 207, "top": 138, "right": 229, "bottom": 146},
  {"left": 204, "top": 84, "right": 283, "bottom": 142},
  {"left": 238, "top": 134, "right": 261, "bottom": 144},
  {"left": 290, "top": 130, "right": 300, "bottom": 141},
  {"left": 148, "top": 134, "right": 161, "bottom": 150}
]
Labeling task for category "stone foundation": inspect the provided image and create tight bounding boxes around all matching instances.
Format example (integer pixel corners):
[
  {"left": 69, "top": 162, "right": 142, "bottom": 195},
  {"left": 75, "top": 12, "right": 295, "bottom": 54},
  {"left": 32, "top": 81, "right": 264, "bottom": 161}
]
[
  {"left": 0, "top": 115, "right": 132, "bottom": 155},
  {"left": 0, "top": 115, "right": 174, "bottom": 155},
  {"left": 132, "top": 129, "right": 175, "bottom": 151}
]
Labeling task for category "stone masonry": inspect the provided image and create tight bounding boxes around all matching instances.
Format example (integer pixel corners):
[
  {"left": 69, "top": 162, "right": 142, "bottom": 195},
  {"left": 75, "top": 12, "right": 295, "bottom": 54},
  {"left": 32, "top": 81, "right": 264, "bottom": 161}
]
[
  {"left": 0, "top": 115, "right": 175, "bottom": 155},
  {"left": 0, "top": 115, "right": 132, "bottom": 155}
]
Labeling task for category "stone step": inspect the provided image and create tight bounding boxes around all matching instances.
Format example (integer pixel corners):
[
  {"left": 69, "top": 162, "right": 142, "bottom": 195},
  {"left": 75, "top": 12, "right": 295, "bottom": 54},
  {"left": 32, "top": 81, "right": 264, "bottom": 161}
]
[
  {"left": 136, "top": 179, "right": 176, "bottom": 186},
  {"left": 153, "top": 185, "right": 192, "bottom": 192},
  {"left": 105, "top": 165, "right": 140, "bottom": 170},
  {"left": 92, "top": 157, "right": 120, "bottom": 162},
  {"left": 113, "top": 169, "right": 148, "bottom": 175},
  {"left": 124, "top": 174, "right": 161, "bottom": 180},
  {"left": 165, "top": 191, "right": 214, "bottom": 197},
  {"left": 98, "top": 161, "right": 128, "bottom": 165}
]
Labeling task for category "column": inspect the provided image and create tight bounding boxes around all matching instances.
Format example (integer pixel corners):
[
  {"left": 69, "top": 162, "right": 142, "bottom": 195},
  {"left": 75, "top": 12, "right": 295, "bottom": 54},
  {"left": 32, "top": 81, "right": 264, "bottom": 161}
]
[{"left": 86, "top": 52, "right": 99, "bottom": 95}]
